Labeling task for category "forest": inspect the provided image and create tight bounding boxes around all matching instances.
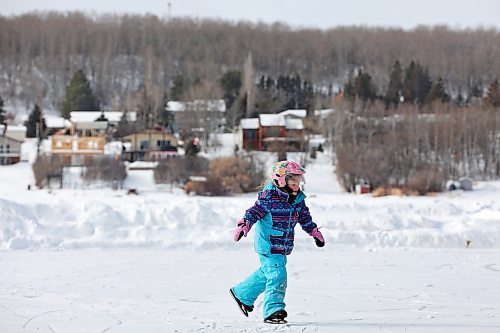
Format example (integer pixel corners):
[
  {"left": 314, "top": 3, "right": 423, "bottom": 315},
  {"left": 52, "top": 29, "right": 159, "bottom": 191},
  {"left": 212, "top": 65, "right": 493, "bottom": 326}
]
[
  {"left": 1, "top": 12, "right": 500, "bottom": 191},
  {"left": 1, "top": 12, "right": 499, "bottom": 113}
]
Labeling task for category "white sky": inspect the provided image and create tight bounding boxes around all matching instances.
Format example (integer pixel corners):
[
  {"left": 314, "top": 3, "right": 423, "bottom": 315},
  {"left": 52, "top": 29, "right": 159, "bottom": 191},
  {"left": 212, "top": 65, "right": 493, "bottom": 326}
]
[{"left": 1, "top": 0, "right": 499, "bottom": 30}]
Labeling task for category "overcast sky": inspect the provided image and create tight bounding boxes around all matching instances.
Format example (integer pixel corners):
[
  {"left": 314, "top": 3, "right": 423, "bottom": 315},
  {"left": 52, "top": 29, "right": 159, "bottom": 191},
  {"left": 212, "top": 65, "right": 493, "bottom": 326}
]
[{"left": 2, "top": 0, "right": 499, "bottom": 30}]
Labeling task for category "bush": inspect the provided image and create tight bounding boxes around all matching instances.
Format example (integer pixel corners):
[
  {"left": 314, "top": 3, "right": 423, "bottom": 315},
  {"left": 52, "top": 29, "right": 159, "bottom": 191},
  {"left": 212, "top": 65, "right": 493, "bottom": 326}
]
[
  {"left": 82, "top": 156, "right": 127, "bottom": 187},
  {"left": 155, "top": 156, "right": 209, "bottom": 185},
  {"left": 32, "top": 155, "right": 66, "bottom": 188},
  {"left": 335, "top": 144, "right": 392, "bottom": 192},
  {"left": 406, "top": 165, "right": 445, "bottom": 194},
  {"left": 178, "top": 156, "right": 265, "bottom": 196}
]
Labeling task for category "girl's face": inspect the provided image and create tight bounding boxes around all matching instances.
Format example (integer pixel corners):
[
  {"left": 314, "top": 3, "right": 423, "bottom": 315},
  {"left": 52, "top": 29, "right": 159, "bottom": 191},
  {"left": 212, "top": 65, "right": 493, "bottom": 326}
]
[{"left": 286, "top": 175, "right": 304, "bottom": 193}]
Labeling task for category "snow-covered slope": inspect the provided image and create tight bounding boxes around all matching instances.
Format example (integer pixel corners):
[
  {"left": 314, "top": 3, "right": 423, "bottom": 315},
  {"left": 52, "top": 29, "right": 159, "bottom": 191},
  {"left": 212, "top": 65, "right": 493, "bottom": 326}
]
[{"left": 1, "top": 150, "right": 500, "bottom": 250}]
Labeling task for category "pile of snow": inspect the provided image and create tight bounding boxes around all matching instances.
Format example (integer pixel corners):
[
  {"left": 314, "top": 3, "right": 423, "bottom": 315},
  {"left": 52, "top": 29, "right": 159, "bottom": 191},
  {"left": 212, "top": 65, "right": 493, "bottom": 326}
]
[{"left": 1, "top": 150, "right": 500, "bottom": 251}]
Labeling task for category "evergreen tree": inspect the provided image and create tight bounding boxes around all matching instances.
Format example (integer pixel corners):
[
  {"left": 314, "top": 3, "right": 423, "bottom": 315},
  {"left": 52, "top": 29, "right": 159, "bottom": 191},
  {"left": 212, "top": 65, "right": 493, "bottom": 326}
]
[
  {"left": 171, "top": 74, "right": 189, "bottom": 101},
  {"left": 24, "top": 104, "right": 46, "bottom": 138},
  {"left": 219, "top": 70, "right": 242, "bottom": 110},
  {"left": 469, "top": 80, "right": 483, "bottom": 98},
  {"left": 426, "top": 77, "right": 450, "bottom": 104},
  {"left": 484, "top": 79, "right": 500, "bottom": 108},
  {"left": 137, "top": 85, "right": 154, "bottom": 129},
  {"left": 0, "top": 95, "right": 6, "bottom": 127},
  {"left": 385, "top": 60, "right": 403, "bottom": 108},
  {"left": 60, "top": 69, "right": 100, "bottom": 118},
  {"left": 344, "top": 69, "right": 376, "bottom": 102},
  {"left": 354, "top": 70, "right": 376, "bottom": 101},
  {"left": 403, "top": 61, "right": 432, "bottom": 106}
]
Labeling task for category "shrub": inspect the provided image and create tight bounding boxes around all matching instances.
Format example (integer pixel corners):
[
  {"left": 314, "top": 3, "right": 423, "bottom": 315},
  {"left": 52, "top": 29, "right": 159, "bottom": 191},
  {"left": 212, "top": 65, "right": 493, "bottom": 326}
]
[
  {"left": 406, "top": 165, "right": 445, "bottom": 194},
  {"left": 155, "top": 156, "right": 209, "bottom": 185},
  {"left": 32, "top": 155, "right": 66, "bottom": 188},
  {"left": 82, "top": 156, "right": 127, "bottom": 187}
]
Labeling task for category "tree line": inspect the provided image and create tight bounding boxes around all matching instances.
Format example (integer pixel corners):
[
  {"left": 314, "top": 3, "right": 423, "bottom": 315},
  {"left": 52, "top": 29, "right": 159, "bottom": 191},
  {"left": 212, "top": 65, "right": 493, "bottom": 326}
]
[{"left": 1, "top": 12, "right": 499, "bottom": 114}]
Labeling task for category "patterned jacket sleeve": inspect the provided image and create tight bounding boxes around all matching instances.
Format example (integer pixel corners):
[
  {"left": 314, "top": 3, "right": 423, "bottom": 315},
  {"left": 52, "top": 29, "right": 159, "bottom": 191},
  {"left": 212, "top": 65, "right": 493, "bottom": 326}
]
[
  {"left": 243, "top": 190, "right": 270, "bottom": 228},
  {"left": 298, "top": 201, "right": 317, "bottom": 234}
]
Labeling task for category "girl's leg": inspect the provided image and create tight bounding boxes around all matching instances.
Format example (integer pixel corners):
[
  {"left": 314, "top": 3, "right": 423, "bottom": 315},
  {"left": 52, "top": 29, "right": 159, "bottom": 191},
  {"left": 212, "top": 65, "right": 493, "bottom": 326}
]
[
  {"left": 260, "top": 254, "right": 287, "bottom": 319},
  {"left": 232, "top": 267, "right": 267, "bottom": 307}
]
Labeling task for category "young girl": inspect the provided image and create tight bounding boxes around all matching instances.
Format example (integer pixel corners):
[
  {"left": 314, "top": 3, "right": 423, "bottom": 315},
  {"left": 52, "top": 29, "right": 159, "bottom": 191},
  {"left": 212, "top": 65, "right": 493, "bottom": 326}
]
[{"left": 230, "top": 160, "right": 325, "bottom": 324}]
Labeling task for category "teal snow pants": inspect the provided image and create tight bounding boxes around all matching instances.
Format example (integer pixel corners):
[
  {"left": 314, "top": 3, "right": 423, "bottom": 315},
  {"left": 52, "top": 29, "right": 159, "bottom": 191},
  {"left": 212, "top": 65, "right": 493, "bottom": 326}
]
[{"left": 232, "top": 253, "right": 287, "bottom": 319}]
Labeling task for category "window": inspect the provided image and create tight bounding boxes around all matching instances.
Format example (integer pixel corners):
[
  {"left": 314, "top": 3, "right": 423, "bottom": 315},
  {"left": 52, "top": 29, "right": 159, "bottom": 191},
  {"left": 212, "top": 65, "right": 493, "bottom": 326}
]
[
  {"left": 140, "top": 140, "right": 149, "bottom": 151},
  {"left": 157, "top": 140, "right": 173, "bottom": 150},
  {"left": 266, "top": 127, "right": 280, "bottom": 137},
  {"left": 243, "top": 130, "right": 258, "bottom": 139}
]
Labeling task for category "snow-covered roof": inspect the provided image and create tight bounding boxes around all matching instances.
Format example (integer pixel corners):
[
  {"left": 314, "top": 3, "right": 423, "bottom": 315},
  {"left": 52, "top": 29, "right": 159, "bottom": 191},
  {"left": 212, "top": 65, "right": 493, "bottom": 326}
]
[
  {"left": 240, "top": 118, "right": 259, "bottom": 129},
  {"left": 313, "top": 109, "right": 335, "bottom": 118},
  {"left": 279, "top": 109, "right": 307, "bottom": 118},
  {"left": 45, "top": 115, "right": 72, "bottom": 129},
  {"left": 285, "top": 118, "right": 304, "bottom": 130},
  {"left": 166, "top": 101, "right": 185, "bottom": 112},
  {"left": 2, "top": 125, "right": 26, "bottom": 133},
  {"left": 166, "top": 99, "right": 226, "bottom": 112},
  {"left": 70, "top": 111, "right": 137, "bottom": 123},
  {"left": 259, "top": 114, "right": 286, "bottom": 127}
]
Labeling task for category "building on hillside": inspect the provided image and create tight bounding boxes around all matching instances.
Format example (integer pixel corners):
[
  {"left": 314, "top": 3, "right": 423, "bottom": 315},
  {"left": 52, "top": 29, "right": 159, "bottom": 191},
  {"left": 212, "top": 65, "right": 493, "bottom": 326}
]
[
  {"left": 236, "top": 109, "right": 306, "bottom": 151},
  {"left": 49, "top": 111, "right": 136, "bottom": 160},
  {"left": 69, "top": 111, "right": 137, "bottom": 137},
  {"left": 3, "top": 125, "right": 27, "bottom": 142},
  {"left": 122, "top": 128, "right": 178, "bottom": 162},
  {"left": 165, "top": 99, "right": 226, "bottom": 134},
  {"left": 0, "top": 135, "right": 22, "bottom": 165}
]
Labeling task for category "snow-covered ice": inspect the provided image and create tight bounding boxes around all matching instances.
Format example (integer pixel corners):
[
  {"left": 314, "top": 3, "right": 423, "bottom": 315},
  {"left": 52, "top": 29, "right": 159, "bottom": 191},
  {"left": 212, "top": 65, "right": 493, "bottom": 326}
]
[{"left": 1, "top": 140, "right": 500, "bottom": 332}]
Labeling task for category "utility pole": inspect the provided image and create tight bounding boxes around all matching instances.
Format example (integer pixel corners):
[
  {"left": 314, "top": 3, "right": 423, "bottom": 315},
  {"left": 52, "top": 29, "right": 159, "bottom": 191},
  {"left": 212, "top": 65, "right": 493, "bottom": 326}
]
[{"left": 167, "top": 2, "right": 172, "bottom": 22}]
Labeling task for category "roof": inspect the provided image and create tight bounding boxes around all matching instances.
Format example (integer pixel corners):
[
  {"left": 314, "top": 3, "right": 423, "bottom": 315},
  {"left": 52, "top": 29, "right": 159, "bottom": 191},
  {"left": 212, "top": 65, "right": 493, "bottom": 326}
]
[
  {"left": 45, "top": 115, "right": 72, "bottom": 129},
  {"left": 279, "top": 109, "right": 307, "bottom": 118},
  {"left": 313, "top": 109, "right": 335, "bottom": 118},
  {"left": 166, "top": 99, "right": 226, "bottom": 112},
  {"left": 240, "top": 118, "right": 259, "bottom": 129},
  {"left": 285, "top": 118, "right": 304, "bottom": 130},
  {"left": 1, "top": 125, "right": 26, "bottom": 133},
  {"left": 259, "top": 114, "right": 286, "bottom": 127},
  {"left": 0, "top": 135, "right": 24, "bottom": 144},
  {"left": 123, "top": 129, "right": 177, "bottom": 141},
  {"left": 70, "top": 111, "right": 137, "bottom": 123}
]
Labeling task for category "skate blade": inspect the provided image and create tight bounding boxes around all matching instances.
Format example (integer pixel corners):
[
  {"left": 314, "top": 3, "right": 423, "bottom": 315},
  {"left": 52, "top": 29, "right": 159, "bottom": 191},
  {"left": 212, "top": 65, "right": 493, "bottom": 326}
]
[
  {"left": 229, "top": 289, "right": 248, "bottom": 317},
  {"left": 264, "top": 318, "right": 287, "bottom": 324}
]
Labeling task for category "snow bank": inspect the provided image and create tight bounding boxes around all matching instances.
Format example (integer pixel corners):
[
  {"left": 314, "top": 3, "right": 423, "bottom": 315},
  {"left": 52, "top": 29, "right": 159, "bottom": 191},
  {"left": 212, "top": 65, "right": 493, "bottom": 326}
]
[{"left": 1, "top": 151, "right": 500, "bottom": 251}]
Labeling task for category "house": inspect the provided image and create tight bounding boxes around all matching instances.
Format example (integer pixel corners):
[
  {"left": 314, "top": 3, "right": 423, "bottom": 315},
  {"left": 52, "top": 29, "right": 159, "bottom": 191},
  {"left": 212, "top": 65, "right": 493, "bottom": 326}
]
[
  {"left": 2, "top": 125, "right": 27, "bottom": 142},
  {"left": 50, "top": 111, "right": 136, "bottom": 157},
  {"left": 165, "top": 99, "right": 226, "bottom": 134},
  {"left": 237, "top": 109, "right": 306, "bottom": 151},
  {"left": 122, "top": 128, "right": 178, "bottom": 162},
  {"left": 0, "top": 135, "right": 22, "bottom": 165},
  {"left": 69, "top": 111, "right": 137, "bottom": 137}
]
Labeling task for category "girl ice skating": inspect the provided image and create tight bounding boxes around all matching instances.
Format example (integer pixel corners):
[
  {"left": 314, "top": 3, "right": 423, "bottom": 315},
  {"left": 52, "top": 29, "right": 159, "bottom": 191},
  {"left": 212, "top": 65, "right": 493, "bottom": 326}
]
[{"left": 230, "top": 160, "right": 325, "bottom": 324}]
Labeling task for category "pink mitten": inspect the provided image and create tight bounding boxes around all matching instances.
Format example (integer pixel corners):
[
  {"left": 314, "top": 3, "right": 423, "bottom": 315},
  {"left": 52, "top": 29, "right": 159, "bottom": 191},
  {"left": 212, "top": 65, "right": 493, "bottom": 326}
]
[
  {"left": 234, "top": 220, "right": 250, "bottom": 242},
  {"left": 310, "top": 227, "right": 325, "bottom": 247}
]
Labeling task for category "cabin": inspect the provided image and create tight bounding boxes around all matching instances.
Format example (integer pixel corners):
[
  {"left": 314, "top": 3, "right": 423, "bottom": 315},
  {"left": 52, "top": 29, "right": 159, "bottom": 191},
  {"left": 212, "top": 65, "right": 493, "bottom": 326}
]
[
  {"left": 122, "top": 128, "right": 178, "bottom": 162},
  {"left": 237, "top": 109, "right": 306, "bottom": 151},
  {"left": 50, "top": 111, "right": 136, "bottom": 157},
  {"left": 0, "top": 135, "right": 22, "bottom": 165}
]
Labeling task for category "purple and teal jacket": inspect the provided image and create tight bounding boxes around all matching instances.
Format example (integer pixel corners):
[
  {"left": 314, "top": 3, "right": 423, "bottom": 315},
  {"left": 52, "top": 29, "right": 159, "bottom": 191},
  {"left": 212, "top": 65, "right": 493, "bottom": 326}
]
[{"left": 243, "top": 182, "right": 317, "bottom": 255}]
